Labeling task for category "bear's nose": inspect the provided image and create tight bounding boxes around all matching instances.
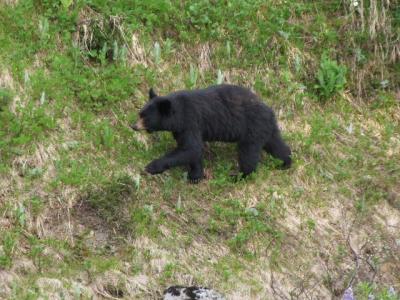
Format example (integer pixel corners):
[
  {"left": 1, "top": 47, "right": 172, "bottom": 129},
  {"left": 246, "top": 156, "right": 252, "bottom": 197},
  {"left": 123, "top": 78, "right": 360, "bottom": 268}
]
[
  {"left": 131, "top": 118, "right": 145, "bottom": 131},
  {"left": 131, "top": 124, "right": 139, "bottom": 131}
]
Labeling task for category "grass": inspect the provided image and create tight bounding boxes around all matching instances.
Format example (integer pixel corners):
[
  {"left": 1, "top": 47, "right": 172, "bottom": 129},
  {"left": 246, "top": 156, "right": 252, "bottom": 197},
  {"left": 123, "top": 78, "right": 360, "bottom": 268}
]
[{"left": 0, "top": 0, "right": 399, "bottom": 299}]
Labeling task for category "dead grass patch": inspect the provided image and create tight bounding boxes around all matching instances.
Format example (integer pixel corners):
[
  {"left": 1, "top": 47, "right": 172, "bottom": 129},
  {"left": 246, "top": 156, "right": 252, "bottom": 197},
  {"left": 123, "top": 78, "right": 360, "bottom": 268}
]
[{"left": 0, "top": 0, "right": 18, "bottom": 6}]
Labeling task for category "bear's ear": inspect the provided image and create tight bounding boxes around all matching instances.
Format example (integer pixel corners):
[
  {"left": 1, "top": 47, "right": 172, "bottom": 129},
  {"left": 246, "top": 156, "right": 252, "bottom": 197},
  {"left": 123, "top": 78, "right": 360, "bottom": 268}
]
[
  {"left": 149, "top": 88, "right": 157, "bottom": 99},
  {"left": 157, "top": 99, "right": 171, "bottom": 116}
]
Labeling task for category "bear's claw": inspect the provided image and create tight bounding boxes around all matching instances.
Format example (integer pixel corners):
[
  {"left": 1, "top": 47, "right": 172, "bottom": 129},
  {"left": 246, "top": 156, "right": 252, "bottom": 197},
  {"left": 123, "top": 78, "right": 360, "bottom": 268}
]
[
  {"left": 188, "top": 178, "right": 202, "bottom": 184},
  {"left": 145, "top": 160, "right": 166, "bottom": 174}
]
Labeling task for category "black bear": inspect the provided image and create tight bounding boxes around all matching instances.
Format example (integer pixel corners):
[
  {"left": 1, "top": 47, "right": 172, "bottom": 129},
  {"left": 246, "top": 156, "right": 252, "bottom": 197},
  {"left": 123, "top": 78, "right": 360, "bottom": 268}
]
[{"left": 132, "top": 84, "right": 291, "bottom": 183}]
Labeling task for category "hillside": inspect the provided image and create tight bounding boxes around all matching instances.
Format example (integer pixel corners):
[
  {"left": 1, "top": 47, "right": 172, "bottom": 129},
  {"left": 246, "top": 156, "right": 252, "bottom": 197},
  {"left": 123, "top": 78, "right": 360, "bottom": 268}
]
[{"left": 0, "top": 1, "right": 399, "bottom": 299}]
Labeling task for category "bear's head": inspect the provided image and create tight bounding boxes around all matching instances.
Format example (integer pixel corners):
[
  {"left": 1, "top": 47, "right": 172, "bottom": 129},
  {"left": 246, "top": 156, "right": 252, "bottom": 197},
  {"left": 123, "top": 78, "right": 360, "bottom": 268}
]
[{"left": 131, "top": 88, "right": 177, "bottom": 133}]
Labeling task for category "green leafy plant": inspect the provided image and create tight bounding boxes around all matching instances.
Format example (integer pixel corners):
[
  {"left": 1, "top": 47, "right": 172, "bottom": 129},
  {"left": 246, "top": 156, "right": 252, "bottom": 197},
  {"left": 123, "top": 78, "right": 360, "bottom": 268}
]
[
  {"left": 0, "top": 88, "right": 12, "bottom": 109},
  {"left": 61, "top": 0, "right": 73, "bottom": 9},
  {"left": 131, "top": 205, "right": 161, "bottom": 237},
  {"left": 0, "top": 231, "right": 18, "bottom": 269},
  {"left": 98, "top": 122, "right": 114, "bottom": 149},
  {"left": 15, "top": 204, "right": 26, "bottom": 228},
  {"left": 314, "top": 54, "right": 347, "bottom": 101},
  {"left": 209, "top": 199, "right": 282, "bottom": 253},
  {"left": 28, "top": 240, "right": 45, "bottom": 271},
  {"left": 186, "top": 64, "right": 198, "bottom": 88}
]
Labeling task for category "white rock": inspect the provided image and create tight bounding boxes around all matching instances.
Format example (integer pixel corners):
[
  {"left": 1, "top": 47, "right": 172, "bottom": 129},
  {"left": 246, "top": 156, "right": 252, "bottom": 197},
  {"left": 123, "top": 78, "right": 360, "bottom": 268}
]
[{"left": 163, "top": 286, "right": 225, "bottom": 300}]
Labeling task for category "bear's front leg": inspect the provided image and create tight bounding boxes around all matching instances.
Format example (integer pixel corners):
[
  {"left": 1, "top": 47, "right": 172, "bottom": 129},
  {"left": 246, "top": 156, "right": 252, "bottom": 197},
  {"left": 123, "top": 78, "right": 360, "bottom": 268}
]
[
  {"left": 146, "top": 148, "right": 203, "bottom": 181},
  {"left": 188, "top": 161, "right": 204, "bottom": 184},
  {"left": 145, "top": 148, "right": 180, "bottom": 174},
  {"left": 145, "top": 158, "right": 169, "bottom": 174}
]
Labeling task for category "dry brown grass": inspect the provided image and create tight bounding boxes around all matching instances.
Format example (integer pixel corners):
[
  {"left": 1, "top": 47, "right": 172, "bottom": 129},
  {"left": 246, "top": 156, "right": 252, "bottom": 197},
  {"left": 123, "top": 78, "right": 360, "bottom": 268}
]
[
  {"left": 344, "top": 0, "right": 400, "bottom": 97},
  {"left": 0, "top": 0, "right": 18, "bottom": 6},
  {"left": 73, "top": 6, "right": 104, "bottom": 52}
]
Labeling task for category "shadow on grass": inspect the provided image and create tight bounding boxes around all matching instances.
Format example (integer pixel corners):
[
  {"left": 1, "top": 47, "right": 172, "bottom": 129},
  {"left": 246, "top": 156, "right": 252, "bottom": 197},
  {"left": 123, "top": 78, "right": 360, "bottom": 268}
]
[{"left": 73, "top": 175, "right": 137, "bottom": 234}]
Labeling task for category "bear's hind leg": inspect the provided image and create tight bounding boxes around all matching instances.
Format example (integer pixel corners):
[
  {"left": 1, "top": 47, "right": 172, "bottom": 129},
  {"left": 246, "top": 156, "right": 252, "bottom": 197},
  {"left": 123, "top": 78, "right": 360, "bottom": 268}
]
[
  {"left": 264, "top": 133, "right": 291, "bottom": 169},
  {"left": 238, "top": 142, "right": 263, "bottom": 177}
]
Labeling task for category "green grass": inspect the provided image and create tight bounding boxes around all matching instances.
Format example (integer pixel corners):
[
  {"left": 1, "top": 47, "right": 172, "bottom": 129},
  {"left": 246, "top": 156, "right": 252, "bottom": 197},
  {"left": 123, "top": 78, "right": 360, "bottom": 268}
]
[{"left": 0, "top": 0, "right": 399, "bottom": 299}]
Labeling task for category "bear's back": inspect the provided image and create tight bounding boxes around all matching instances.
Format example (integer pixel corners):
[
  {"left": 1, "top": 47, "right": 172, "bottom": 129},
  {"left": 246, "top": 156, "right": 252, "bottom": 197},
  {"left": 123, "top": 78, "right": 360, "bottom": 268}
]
[{"left": 169, "top": 85, "right": 271, "bottom": 142}]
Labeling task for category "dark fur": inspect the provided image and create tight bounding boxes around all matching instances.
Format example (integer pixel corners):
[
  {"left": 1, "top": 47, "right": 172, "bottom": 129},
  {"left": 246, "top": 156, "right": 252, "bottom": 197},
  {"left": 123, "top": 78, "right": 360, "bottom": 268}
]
[{"left": 132, "top": 84, "right": 291, "bottom": 183}]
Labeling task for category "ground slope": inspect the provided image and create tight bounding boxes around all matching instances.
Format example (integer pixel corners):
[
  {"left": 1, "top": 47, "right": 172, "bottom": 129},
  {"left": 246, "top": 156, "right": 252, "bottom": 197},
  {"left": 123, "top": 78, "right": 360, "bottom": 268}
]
[{"left": 0, "top": 1, "right": 399, "bottom": 299}]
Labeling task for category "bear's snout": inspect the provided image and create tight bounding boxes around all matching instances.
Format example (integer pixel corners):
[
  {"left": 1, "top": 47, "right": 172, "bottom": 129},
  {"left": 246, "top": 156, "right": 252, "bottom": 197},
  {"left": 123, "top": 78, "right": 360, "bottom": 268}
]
[{"left": 131, "top": 118, "right": 146, "bottom": 131}]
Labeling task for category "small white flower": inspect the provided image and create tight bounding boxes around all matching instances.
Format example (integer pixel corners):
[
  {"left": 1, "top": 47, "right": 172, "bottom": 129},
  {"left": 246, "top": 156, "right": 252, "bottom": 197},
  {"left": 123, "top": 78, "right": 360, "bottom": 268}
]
[
  {"left": 40, "top": 91, "right": 46, "bottom": 105},
  {"left": 388, "top": 286, "right": 397, "bottom": 297},
  {"left": 346, "top": 123, "right": 353, "bottom": 134},
  {"left": 176, "top": 194, "right": 182, "bottom": 210},
  {"left": 368, "top": 294, "right": 375, "bottom": 300},
  {"left": 24, "top": 70, "right": 30, "bottom": 85}
]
